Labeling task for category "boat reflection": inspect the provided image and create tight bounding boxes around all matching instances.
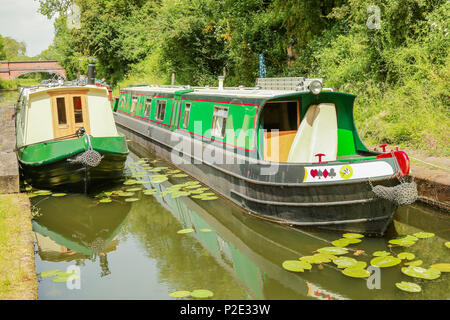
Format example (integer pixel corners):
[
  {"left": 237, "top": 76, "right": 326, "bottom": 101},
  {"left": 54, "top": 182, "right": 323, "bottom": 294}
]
[{"left": 33, "top": 194, "right": 131, "bottom": 277}]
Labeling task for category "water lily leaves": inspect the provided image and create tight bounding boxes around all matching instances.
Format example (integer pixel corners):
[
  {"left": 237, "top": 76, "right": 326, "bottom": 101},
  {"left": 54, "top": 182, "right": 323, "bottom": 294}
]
[
  {"left": 373, "top": 251, "right": 391, "bottom": 257},
  {"left": 200, "top": 196, "right": 218, "bottom": 201},
  {"left": 395, "top": 281, "right": 422, "bottom": 293},
  {"left": 333, "top": 257, "right": 358, "bottom": 269},
  {"left": 342, "top": 233, "right": 364, "bottom": 239},
  {"left": 40, "top": 269, "right": 61, "bottom": 278},
  {"left": 299, "top": 256, "right": 316, "bottom": 263},
  {"left": 34, "top": 190, "right": 51, "bottom": 194},
  {"left": 401, "top": 266, "right": 441, "bottom": 280},
  {"left": 353, "top": 261, "right": 367, "bottom": 269},
  {"left": 342, "top": 267, "right": 370, "bottom": 278},
  {"left": 370, "top": 255, "right": 402, "bottom": 268},
  {"left": 118, "top": 192, "right": 134, "bottom": 197},
  {"left": 317, "top": 247, "right": 349, "bottom": 255},
  {"left": 28, "top": 193, "right": 39, "bottom": 198},
  {"left": 200, "top": 228, "right": 212, "bottom": 232},
  {"left": 150, "top": 176, "right": 168, "bottom": 183},
  {"left": 52, "top": 193, "right": 67, "bottom": 197},
  {"left": 143, "top": 189, "right": 157, "bottom": 195},
  {"left": 169, "top": 291, "right": 191, "bottom": 298},
  {"left": 190, "top": 289, "right": 214, "bottom": 298},
  {"left": 124, "top": 198, "right": 139, "bottom": 202},
  {"left": 412, "top": 232, "right": 435, "bottom": 239},
  {"left": 430, "top": 263, "right": 450, "bottom": 272},
  {"left": 167, "top": 169, "right": 181, "bottom": 174},
  {"left": 53, "top": 273, "right": 80, "bottom": 282},
  {"left": 397, "top": 252, "right": 415, "bottom": 260},
  {"left": 445, "top": 242, "right": 450, "bottom": 249},
  {"left": 332, "top": 239, "right": 352, "bottom": 247},
  {"left": 405, "top": 260, "right": 423, "bottom": 267},
  {"left": 388, "top": 238, "right": 416, "bottom": 247},
  {"left": 312, "top": 253, "right": 336, "bottom": 264},
  {"left": 99, "top": 198, "right": 112, "bottom": 203},
  {"left": 123, "top": 179, "right": 138, "bottom": 185},
  {"left": 172, "top": 174, "right": 189, "bottom": 178},
  {"left": 282, "top": 260, "right": 311, "bottom": 272},
  {"left": 177, "top": 228, "right": 195, "bottom": 234}
]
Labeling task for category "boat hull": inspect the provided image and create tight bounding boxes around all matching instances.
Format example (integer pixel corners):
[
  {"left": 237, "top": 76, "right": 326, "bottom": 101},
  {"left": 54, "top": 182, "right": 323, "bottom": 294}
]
[
  {"left": 18, "top": 135, "right": 128, "bottom": 192},
  {"left": 115, "top": 113, "right": 399, "bottom": 236}
]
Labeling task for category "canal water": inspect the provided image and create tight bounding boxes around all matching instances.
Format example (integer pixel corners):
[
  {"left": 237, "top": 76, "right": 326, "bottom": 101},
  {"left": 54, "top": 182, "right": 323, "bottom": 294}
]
[{"left": 2, "top": 90, "right": 449, "bottom": 300}]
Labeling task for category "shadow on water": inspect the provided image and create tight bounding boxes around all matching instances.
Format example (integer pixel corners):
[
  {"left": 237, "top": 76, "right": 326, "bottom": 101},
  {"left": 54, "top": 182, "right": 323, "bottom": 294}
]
[{"left": 30, "top": 140, "right": 450, "bottom": 300}]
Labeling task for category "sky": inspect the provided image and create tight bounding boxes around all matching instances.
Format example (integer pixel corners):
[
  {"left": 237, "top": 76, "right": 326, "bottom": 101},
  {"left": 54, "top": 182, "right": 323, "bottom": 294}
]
[{"left": 0, "top": 0, "right": 55, "bottom": 57}]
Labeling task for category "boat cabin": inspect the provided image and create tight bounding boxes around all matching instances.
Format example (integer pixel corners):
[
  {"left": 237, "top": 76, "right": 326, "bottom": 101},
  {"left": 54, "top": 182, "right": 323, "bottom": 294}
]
[
  {"left": 116, "top": 81, "right": 371, "bottom": 163},
  {"left": 16, "top": 85, "right": 119, "bottom": 148}
]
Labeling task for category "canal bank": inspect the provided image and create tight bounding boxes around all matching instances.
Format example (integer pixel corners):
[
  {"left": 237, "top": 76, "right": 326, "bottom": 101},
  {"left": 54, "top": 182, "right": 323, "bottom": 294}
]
[{"left": 0, "top": 99, "right": 37, "bottom": 299}]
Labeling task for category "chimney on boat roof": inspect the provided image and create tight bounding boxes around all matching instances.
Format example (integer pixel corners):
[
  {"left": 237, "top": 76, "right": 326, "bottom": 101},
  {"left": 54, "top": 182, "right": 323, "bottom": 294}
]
[
  {"left": 218, "top": 76, "right": 225, "bottom": 90},
  {"left": 171, "top": 70, "right": 176, "bottom": 85},
  {"left": 87, "top": 58, "right": 96, "bottom": 85}
]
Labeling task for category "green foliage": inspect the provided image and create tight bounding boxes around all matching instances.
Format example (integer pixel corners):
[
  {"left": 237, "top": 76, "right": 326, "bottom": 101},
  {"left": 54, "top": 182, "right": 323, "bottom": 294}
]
[{"left": 37, "top": 0, "right": 449, "bottom": 155}]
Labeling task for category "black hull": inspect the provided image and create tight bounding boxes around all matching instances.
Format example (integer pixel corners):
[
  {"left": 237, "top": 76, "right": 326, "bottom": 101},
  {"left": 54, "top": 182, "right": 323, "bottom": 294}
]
[
  {"left": 19, "top": 152, "right": 127, "bottom": 193},
  {"left": 115, "top": 113, "right": 400, "bottom": 236}
]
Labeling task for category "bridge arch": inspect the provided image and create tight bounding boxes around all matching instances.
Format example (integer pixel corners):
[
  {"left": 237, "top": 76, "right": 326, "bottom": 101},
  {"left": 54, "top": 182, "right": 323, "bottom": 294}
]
[
  {"left": 0, "top": 60, "right": 66, "bottom": 80},
  {"left": 13, "top": 70, "right": 66, "bottom": 80}
]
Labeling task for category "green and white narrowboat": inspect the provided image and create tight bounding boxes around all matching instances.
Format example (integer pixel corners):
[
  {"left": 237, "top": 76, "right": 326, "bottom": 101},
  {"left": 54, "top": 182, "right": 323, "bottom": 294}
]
[
  {"left": 112, "top": 77, "right": 416, "bottom": 235},
  {"left": 16, "top": 81, "right": 128, "bottom": 191}
]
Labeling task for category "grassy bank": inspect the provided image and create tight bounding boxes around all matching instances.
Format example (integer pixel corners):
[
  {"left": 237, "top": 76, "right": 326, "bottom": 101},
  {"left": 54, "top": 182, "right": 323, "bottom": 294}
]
[
  {"left": 0, "top": 78, "right": 42, "bottom": 90},
  {"left": 0, "top": 194, "right": 37, "bottom": 300}
]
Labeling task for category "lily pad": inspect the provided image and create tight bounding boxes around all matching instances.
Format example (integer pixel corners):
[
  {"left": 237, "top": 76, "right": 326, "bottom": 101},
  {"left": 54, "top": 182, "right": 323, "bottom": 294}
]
[
  {"left": 172, "top": 174, "right": 189, "bottom": 178},
  {"left": 395, "top": 281, "right": 421, "bottom": 293},
  {"left": 126, "top": 187, "right": 142, "bottom": 192},
  {"left": 299, "top": 256, "right": 316, "bottom": 263},
  {"left": 52, "top": 193, "right": 67, "bottom": 197},
  {"left": 177, "top": 228, "right": 195, "bottom": 234},
  {"left": 352, "top": 261, "right": 367, "bottom": 269},
  {"left": 397, "top": 252, "right": 415, "bottom": 260},
  {"left": 143, "top": 189, "right": 157, "bottom": 195},
  {"left": 169, "top": 290, "right": 191, "bottom": 298},
  {"left": 124, "top": 198, "right": 139, "bottom": 202},
  {"left": 52, "top": 274, "right": 80, "bottom": 282},
  {"left": 311, "top": 253, "right": 336, "bottom": 264},
  {"left": 345, "top": 238, "right": 362, "bottom": 244},
  {"left": 430, "top": 263, "right": 450, "bottom": 272},
  {"left": 370, "top": 255, "right": 402, "bottom": 268},
  {"left": 333, "top": 257, "right": 358, "bottom": 269},
  {"left": 388, "top": 238, "right": 416, "bottom": 247},
  {"left": 123, "top": 179, "right": 138, "bottom": 185},
  {"left": 282, "top": 260, "right": 311, "bottom": 272},
  {"left": 342, "top": 267, "right": 370, "bottom": 278},
  {"left": 150, "top": 176, "right": 168, "bottom": 183},
  {"left": 373, "top": 251, "right": 391, "bottom": 257},
  {"left": 200, "top": 196, "right": 218, "bottom": 201},
  {"left": 317, "top": 247, "right": 349, "bottom": 255},
  {"left": 40, "top": 269, "right": 61, "bottom": 278},
  {"left": 190, "top": 289, "right": 214, "bottom": 298},
  {"left": 405, "top": 260, "right": 423, "bottom": 267},
  {"left": 331, "top": 239, "right": 352, "bottom": 247},
  {"left": 445, "top": 241, "right": 450, "bottom": 249},
  {"left": 200, "top": 228, "right": 212, "bottom": 232},
  {"left": 412, "top": 232, "right": 435, "bottom": 239},
  {"left": 342, "top": 233, "right": 364, "bottom": 239},
  {"left": 401, "top": 266, "right": 441, "bottom": 280},
  {"left": 99, "top": 198, "right": 112, "bottom": 203}
]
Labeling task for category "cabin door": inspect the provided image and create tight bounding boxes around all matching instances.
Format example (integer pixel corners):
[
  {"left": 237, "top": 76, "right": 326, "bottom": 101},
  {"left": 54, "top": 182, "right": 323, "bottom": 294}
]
[
  {"left": 50, "top": 91, "right": 90, "bottom": 139},
  {"left": 171, "top": 95, "right": 182, "bottom": 131}
]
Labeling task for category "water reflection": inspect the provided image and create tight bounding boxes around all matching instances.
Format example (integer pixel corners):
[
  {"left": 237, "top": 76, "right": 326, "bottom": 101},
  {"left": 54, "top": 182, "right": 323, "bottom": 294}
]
[{"left": 31, "top": 141, "right": 450, "bottom": 300}]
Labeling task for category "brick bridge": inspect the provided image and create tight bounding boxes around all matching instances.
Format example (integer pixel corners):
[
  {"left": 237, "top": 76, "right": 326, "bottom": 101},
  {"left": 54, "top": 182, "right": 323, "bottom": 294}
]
[{"left": 0, "top": 60, "right": 66, "bottom": 80}]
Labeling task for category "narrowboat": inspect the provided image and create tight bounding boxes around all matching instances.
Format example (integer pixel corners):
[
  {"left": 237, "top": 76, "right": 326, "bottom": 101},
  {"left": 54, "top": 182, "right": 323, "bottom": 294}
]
[
  {"left": 112, "top": 77, "right": 416, "bottom": 235},
  {"left": 16, "top": 76, "right": 128, "bottom": 191}
]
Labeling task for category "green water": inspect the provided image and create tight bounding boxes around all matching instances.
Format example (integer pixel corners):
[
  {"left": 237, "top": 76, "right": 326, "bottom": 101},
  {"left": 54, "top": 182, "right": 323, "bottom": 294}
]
[{"left": 29, "top": 141, "right": 450, "bottom": 300}]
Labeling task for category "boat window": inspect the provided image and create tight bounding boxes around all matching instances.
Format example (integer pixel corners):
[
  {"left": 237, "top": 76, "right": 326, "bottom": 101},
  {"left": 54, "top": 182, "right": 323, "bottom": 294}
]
[
  {"left": 182, "top": 103, "right": 191, "bottom": 129},
  {"left": 144, "top": 98, "right": 152, "bottom": 117},
  {"left": 73, "top": 96, "right": 83, "bottom": 123},
  {"left": 130, "top": 96, "right": 138, "bottom": 114},
  {"left": 156, "top": 100, "right": 166, "bottom": 121},
  {"left": 261, "top": 101, "right": 298, "bottom": 131},
  {"left": 211, "top": 106, "right": 228, "bottom": 139},
  {"left": 56, "top": 97, "right": 67, "bottom": 125}
]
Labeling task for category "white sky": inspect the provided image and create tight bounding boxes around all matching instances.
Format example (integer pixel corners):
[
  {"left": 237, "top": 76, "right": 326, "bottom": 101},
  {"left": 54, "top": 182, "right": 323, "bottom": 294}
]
[{"left": 0, "top": 0, "right": 55, "bottom": 57}]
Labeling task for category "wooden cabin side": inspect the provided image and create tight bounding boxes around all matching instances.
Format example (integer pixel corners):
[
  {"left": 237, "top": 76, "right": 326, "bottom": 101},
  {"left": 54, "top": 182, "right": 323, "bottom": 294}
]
[{"left": 21, "top": 86, "right": 119, "bottom": 147}]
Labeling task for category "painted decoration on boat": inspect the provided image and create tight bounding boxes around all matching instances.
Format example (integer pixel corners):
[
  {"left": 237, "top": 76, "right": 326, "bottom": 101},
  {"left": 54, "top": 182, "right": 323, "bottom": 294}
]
[{"left": 303, "top": 162, "right": 394, "bottom": 183}]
